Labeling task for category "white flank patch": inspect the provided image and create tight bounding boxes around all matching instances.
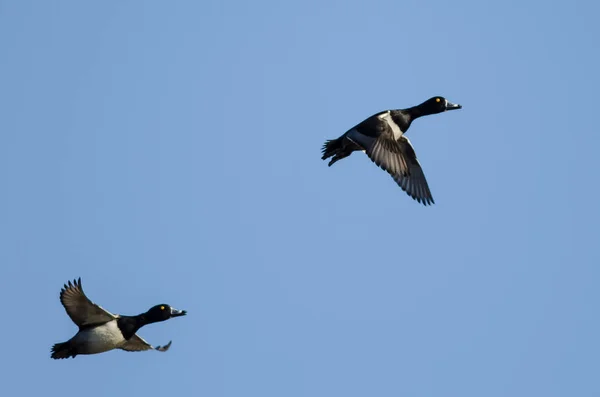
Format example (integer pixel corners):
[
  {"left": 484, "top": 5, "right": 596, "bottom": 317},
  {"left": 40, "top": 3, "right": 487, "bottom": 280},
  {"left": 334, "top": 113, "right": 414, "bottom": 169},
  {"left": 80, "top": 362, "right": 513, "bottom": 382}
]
[
  {"left": 377, "top": 111, "right": 403, "bottom": 140},
  {"left": 73, "top": 321, "right": 126, "bottom": 354}
]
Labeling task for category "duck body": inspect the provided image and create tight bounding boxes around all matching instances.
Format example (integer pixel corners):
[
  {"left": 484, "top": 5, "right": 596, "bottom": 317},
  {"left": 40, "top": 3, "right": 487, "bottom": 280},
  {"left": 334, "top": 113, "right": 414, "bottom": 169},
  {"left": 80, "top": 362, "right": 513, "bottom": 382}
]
[
  {"left": 322, "top": 96, "right": 461, "bottom": 205},
  {"left": 54, "top": 321, "right": 127, "bottom": 357},
  {"left": 51, "top": 278, "right": 186, "bottom": 359}
]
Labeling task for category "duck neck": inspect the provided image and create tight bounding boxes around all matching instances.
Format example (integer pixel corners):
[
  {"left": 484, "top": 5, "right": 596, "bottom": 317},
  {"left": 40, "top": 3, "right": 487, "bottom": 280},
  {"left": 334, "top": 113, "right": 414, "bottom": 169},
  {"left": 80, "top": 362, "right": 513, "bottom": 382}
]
[
  {"left": 135, "top": 311, "right": 164, "bottom": 326},
  {"left": 117, "top": 314, "right": 150, "bottom": 340},
  {"left": 406, "top": 106, "right": 425, "bottom": 121}
]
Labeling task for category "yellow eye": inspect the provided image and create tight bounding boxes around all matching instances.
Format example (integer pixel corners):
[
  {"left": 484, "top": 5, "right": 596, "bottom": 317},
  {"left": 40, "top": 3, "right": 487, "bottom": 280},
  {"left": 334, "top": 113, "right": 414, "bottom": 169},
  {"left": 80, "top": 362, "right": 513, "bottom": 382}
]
[
  {"left": 160, "top": 306, "right": 165, "bottom": 310},
  {"left": 435, "top": 98, "right": 441, "bottom": 103}
]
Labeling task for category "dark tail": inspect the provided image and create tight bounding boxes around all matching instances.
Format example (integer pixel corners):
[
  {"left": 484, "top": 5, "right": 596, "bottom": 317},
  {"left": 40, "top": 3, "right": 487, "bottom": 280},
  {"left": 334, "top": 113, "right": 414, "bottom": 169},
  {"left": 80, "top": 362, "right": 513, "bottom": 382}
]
[
  {"left": 51, "top": 341, "right": 76, "bottom": 359},
  {"left": 321, "top": 137, "right": 350, "bottom": 167}
]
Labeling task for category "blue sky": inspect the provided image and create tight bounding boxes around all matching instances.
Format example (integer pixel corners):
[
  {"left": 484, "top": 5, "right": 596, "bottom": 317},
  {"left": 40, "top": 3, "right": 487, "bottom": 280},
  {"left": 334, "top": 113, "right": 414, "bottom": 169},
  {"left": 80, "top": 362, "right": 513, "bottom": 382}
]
[{"left": 1, "top": 0, "right": 599, "bottom": 396}]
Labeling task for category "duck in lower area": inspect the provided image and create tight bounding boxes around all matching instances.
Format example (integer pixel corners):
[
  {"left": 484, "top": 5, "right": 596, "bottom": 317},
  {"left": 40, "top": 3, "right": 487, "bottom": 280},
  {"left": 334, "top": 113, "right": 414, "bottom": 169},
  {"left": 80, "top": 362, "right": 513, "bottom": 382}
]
[
  {"left": 51, "top": 278, "right": 186, "bottom": 359},
  {"left": 321, "top": 96, "right": 462, "bottom": 206}
]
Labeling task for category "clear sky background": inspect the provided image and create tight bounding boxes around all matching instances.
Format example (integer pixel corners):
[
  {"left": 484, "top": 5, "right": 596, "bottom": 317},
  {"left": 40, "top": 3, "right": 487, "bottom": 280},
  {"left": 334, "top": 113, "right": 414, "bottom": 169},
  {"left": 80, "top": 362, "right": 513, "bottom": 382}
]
[{"left": 1, "top": 1, "right": 599, "bottom": 396}]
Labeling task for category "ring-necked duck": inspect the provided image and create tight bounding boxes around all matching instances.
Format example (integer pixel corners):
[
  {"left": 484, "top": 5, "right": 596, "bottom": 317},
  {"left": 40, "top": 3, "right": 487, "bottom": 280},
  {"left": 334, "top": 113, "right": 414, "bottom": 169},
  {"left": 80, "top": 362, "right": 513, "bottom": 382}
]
[
  {"left": 321, "top": 96, "right": 462, "bottom": 205},
  {"left": 51, "top": 278, "right": 186, "bottom": 359}
]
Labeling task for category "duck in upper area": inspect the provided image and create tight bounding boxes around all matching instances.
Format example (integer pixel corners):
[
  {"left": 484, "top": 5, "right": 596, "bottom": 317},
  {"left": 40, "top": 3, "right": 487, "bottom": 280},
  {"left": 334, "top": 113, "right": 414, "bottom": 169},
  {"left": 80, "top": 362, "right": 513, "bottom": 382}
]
[
  {"left": 51, "top": 278, "right": 187, "bottom": 359},
  {"left": 321, "top": 96, "right": 462, "bottom": 205}
]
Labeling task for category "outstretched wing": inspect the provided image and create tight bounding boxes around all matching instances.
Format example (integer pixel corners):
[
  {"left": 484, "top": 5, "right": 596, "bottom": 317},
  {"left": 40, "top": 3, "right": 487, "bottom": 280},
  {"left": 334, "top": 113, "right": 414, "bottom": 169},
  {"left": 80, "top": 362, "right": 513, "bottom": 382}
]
[
  {"left": 390, "top": 136, "right": 434, "bottom": 205},
  {"left": 59, "top": 278, "right": 117, "bottom": 327},
  {"left": 349, "top": 128, "right": 434, "bottom": 205},
  {"left": 119, "top": 334, "right": 173, "bottom": 352}
]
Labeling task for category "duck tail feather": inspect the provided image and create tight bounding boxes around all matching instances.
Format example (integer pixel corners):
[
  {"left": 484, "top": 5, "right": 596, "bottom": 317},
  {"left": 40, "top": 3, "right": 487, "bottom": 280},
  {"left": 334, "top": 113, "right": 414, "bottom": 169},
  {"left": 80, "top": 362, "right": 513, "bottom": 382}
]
[{"left": 51, "top": 341, "right": 76, "bottom": 359}]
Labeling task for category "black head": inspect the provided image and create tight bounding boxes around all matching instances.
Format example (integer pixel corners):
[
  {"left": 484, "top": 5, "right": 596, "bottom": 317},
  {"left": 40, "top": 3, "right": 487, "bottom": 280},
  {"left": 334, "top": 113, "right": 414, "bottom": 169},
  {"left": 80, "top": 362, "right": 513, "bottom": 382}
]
[
  {"left": 417, "top": 96, "right": 462, "bottom": 115},
  {"left": 145, "top": 304, "right": 187, "bottom": 323}
]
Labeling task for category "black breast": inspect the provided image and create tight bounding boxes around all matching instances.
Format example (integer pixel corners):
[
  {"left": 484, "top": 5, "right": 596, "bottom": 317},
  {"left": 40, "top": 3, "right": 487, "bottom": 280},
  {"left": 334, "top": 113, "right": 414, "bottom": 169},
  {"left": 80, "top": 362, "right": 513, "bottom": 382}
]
[
  {"left": 390, "top": 110, "right": 412, "bottom": 133},
  {"left": 117, "top": 316, "right": 143, "bottom": 340}
]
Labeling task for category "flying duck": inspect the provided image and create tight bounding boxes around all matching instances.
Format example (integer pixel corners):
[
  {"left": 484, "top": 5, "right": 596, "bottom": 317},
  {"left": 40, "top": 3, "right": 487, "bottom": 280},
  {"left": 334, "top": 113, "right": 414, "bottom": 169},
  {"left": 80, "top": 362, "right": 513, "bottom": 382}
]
[
  {"left": 51, "top": 278, "right": 186, "bottom": 359},
  {"left": 321, "top": 96, "right": 462, "bottom": 205}
]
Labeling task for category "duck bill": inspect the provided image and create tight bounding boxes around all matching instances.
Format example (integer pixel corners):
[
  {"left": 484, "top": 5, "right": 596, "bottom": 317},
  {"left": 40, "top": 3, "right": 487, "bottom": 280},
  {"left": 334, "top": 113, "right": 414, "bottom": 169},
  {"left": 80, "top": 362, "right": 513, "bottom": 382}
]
[
  {"left": 170, "top": 307, "right": 187, "bottom": 317},
  {"left": 445, "top": 99, "right": 462, "bottom": 111}
]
